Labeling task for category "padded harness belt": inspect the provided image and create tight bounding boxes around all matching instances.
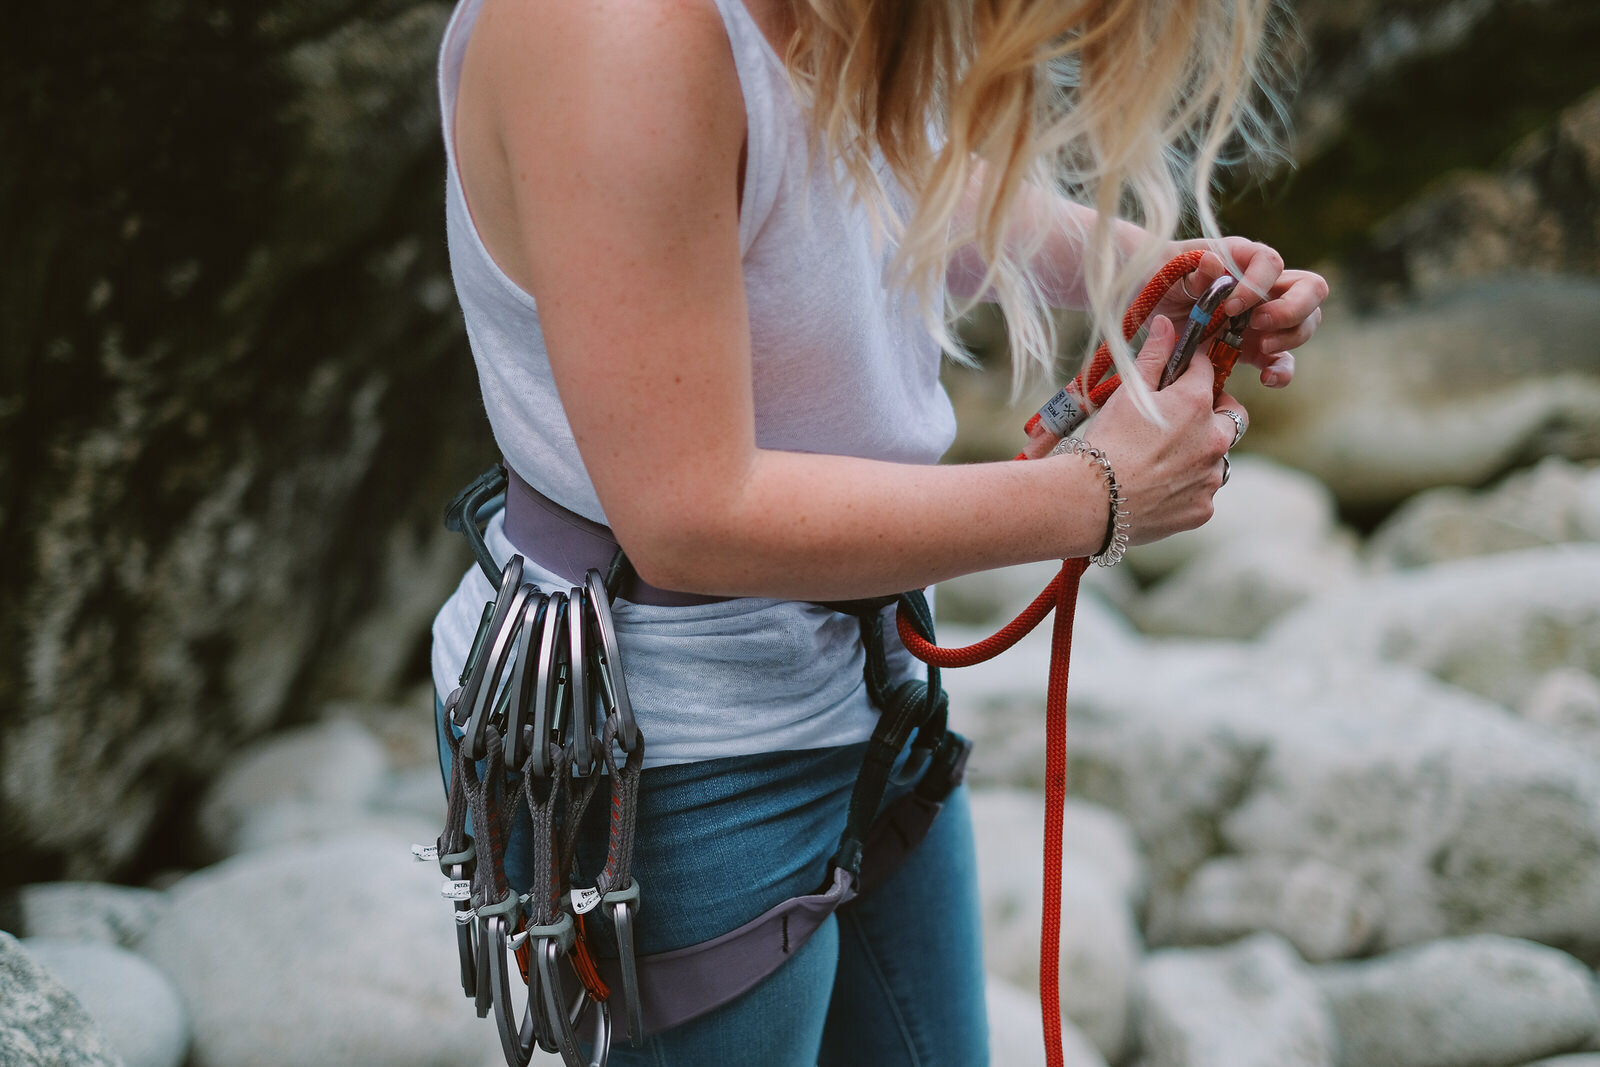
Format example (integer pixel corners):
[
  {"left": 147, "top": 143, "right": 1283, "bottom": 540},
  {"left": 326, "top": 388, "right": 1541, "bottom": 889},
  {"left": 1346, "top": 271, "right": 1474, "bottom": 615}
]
[{"left": 502, "top": 467, "right": 728, "bottom": 608}]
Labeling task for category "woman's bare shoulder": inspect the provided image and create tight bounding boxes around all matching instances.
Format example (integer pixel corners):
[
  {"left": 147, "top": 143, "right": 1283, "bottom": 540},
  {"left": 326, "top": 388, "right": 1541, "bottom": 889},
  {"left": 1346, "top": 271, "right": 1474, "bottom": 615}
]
[
  {"left": 456, "top": 0, "right": 747, "bottom": 291},
  {"left": 472, "top": 0, "right": 743, "bottom": 141}
]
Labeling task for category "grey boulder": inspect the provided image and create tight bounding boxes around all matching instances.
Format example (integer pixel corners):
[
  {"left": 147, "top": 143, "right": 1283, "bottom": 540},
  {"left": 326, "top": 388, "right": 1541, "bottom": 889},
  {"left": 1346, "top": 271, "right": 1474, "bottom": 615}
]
[
  {"left": 21, "top": 938, "right": 188, "bottom": 1067},
  {"left": 134, "top": 832, "right": 485, "bottom": 1067},
  {"left": 6, "top": 882, "right": 169, "bottom": 947},
  {"left": 1138, "top": 933, "right": 1336, "bottom": 1067},
  {"left": 1265, "top": 544, "right": 1600, "bottom": 713},
  {"left": 1314, "top": 935, "right": 1600, "bottom": 1067},
  {"left": 0, "top": 931, "right": 123, "bottom": 1066},
  {"left": 1161, "top": 855, "right": 1382, "bottom": 962}
]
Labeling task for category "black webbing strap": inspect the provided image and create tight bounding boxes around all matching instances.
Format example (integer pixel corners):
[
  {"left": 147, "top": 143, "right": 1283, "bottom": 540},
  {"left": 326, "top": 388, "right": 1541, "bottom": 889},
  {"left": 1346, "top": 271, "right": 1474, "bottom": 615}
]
[{"left": 826, "top": 589, "right": 949, "bottom": 882}]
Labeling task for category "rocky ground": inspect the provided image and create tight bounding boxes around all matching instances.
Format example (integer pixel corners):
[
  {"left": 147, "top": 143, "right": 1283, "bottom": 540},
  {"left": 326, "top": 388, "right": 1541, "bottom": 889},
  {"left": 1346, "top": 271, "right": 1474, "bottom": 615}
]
[{"left": 5, "top": 454, "right": 1600, "bottom": 1067}]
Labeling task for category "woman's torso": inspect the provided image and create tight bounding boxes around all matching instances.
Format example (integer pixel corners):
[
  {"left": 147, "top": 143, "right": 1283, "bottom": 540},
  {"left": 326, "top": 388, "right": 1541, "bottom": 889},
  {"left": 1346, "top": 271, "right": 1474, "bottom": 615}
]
[{"left": 431, "top": 0, "right": 955, "bottom": 766}]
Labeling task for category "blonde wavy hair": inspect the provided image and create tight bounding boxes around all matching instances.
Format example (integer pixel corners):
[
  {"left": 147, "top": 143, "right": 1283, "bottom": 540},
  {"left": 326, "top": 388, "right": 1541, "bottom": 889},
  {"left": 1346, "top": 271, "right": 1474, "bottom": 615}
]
[{"left": 785, "top": 0, "right": 1290, "bottom": 400}]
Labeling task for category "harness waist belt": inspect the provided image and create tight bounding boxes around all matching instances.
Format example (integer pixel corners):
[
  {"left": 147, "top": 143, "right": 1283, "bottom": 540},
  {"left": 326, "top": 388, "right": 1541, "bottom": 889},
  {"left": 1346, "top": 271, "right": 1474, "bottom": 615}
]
[{"left": 502, "top": 465, "right": 730, "bottom": 608}]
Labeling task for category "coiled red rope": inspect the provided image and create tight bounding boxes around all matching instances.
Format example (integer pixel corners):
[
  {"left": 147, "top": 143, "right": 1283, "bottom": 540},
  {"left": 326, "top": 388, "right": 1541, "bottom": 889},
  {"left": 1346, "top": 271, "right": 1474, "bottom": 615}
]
[{"left": 896, "top": 250, "right": 1240, "bottom": 1067}]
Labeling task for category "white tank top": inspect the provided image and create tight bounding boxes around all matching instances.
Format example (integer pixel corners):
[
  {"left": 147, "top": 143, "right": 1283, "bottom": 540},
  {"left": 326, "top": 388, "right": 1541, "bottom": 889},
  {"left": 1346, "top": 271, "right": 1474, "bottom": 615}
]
[{"left": 431, "top": 0, "right": 954, "bottom": 766}]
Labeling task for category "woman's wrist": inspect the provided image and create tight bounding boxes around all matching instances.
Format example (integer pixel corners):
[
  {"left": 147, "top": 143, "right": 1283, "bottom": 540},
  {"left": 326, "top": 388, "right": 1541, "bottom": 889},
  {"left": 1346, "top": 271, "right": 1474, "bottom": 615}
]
[{"left": 1051, "top": 437, "right": 1131, "bottom": 566}]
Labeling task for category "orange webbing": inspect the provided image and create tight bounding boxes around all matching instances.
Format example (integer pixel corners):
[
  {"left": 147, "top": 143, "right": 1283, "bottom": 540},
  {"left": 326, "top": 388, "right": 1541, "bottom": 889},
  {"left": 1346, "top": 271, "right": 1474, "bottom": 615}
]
[
  {"left": 571, "top": 913, "right": 611, "bottom": 1001},
  {"left": 900, "top": 252, "right": 1241, "bottom": 1067}
]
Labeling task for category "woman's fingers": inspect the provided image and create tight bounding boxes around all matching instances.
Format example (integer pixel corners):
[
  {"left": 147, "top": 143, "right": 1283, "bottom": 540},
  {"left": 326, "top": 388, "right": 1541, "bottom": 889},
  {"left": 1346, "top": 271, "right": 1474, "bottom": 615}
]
[
  {"left": 1224, "top": 242, "right": 1284, "bottom": 317},
  {"left": 1214, "top": 391, "right": 1248, "bottom": 449},
  {"left": 1132, "top": 315, "right": 1177, "bottom": 387},
  {"left": 1256, "top": 352, "right": 1295, "bottom": 388},
  {"left": 1256, "top": 306, "right": 1322, "bottom": 356},
  {"left": 1250, "top": 271, "right": 1329, "bottom": 332}
]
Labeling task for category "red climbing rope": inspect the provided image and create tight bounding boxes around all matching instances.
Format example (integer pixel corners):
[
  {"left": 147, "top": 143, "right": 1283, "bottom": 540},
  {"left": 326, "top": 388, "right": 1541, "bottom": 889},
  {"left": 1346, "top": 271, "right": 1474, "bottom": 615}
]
[{"left": 897, "top": 250, "right": 1244, "bottom": 1067}]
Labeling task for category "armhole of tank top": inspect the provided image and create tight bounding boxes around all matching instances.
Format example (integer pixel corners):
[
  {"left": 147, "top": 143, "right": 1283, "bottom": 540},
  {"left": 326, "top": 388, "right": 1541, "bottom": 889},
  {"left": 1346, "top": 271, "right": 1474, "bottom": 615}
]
[
  {"left": 436, "top": 0, "right": 544, "bottom": 314},
  {"left": 705, "top": 0, "right": 784, "bottom": 258}
]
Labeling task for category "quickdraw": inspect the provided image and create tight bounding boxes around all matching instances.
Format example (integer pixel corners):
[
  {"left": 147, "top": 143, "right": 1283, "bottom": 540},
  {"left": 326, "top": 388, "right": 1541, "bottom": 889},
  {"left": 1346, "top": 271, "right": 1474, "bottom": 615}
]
[
  {"left": 898, "top": 249, "right": 1250, "bottom": 1067},
  {"left": 429, "top": 538, "right": 643, "bottom": 1067}
]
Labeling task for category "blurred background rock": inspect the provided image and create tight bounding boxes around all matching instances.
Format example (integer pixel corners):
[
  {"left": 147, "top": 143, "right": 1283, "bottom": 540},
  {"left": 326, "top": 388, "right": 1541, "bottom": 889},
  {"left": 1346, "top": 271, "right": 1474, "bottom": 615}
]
[{"left": 1, "top": 1, "right": 1597, "bottom": 1065}]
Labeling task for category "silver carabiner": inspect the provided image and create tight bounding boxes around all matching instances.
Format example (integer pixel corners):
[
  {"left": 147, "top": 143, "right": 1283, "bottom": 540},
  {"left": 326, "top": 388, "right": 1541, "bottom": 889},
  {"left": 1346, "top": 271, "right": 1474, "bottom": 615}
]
[
  {"left": 504, "top": 593, "right": 549, "bottom": 771},
  {"left": 463, "top": 581, "right": 536, "bottom": 760},
  {"left": 456, "top": 556, "right": 526, "bottom": 729},
  {"left": 531, "top": 592, "right": 568, "bottom": 778},
  {"left": 584, "top": 570, "right": 639, "bottom": 753},
  {"left": 1159, "top": 274, "right": 1239, "bottom": 390},
  {"left": 602, "top": 880, "right": 646, "bottom": 1045},
  {"left": 567, "top": 585, "right": 595, "bottom": 776}
]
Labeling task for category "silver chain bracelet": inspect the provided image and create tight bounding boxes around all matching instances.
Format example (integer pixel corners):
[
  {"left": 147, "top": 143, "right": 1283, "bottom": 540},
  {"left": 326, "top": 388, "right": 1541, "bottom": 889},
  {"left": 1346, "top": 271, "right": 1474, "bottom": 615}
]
[{"left": 1049, "top": 436, "right": 1131, "bottom": 567}]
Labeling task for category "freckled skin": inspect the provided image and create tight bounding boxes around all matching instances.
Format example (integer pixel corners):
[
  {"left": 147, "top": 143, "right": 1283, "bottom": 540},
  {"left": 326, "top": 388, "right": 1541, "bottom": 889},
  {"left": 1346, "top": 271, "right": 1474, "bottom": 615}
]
[{"left": 449, "top": 0, "right": 1328, "bottom": 600}]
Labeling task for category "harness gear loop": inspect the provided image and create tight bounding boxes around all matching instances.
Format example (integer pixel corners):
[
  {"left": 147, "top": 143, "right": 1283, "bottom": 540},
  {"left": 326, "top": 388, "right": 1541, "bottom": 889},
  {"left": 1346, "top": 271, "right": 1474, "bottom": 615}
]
[{"left": 898, "top": 251, "right": 1248, "bottom": 1067}]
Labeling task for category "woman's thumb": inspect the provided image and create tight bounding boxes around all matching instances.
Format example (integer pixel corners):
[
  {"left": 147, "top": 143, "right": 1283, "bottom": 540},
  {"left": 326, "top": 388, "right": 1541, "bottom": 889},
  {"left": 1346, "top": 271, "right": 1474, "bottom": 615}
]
[{"left": 1132, "top": 316, "right": 1175, "bottom": 388}]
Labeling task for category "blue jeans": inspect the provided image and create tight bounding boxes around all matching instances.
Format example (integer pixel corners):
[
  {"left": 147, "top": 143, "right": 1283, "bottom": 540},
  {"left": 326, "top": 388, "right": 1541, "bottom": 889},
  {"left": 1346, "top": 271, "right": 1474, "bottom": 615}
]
[{"left": 435, "top": 697, "right": 988, "bottom": 1066}]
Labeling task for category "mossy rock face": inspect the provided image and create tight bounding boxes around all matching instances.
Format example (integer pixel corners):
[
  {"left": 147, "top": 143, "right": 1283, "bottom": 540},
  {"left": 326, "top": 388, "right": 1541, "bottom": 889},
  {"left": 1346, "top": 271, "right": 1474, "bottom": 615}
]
[{"left": 0, "top": 1, "right": 489, "bottom": 881}]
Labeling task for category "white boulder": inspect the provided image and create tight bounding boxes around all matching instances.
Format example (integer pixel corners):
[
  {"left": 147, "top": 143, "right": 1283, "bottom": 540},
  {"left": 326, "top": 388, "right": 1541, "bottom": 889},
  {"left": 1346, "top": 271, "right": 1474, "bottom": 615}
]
[
  {"left": 195, "top": 718, "right": 395, "bottom": 858},
  {"left": 1264, "top": 544, "right": 1600, "bottom": 711},
  {"left": 1367, "top": 458, "right": 1600, "bottom": 569},
  {"left": 1137, "top": 933, "right": 1336, "bottom": 1067},
  {"left": 22, "top": 938, "right": 188, "bottom": 1067},
  {"left": 133, "top": 832, "right": 485, "bottom": 1067},
  {"left": 1065, "top": 646, "right": 1600, "bottom": 957},
  {"left": 1519, "top": 667, "right": 1600, "bottom": 758},
  {"left": 1132, "top": 535, "right": 1361, "bottom": 640},
  {"left": 986, "top": 975, "right": 1109, "bottom": 1067},
  {"left": 0, "top": 932, "right": 122, "bottom": 1067},
  {"left": 11, "top": 882, "right": 168, "bottom": 947},
  {"left": 1314, "top": 935, "right": 1600, "bottom": 1067},
  {"left": 1161, "top": 855, "right": 1382, "bottom": 962}
]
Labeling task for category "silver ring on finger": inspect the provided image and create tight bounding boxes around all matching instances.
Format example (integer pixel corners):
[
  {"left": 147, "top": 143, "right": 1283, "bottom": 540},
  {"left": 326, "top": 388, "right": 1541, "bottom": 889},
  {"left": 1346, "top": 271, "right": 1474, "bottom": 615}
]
[
  {"left": 1220, "top": 454, "right": 1231, "bottom": 487},
  {"left": 1218, "top": 408, "right": 1245, "bottom": 449}
]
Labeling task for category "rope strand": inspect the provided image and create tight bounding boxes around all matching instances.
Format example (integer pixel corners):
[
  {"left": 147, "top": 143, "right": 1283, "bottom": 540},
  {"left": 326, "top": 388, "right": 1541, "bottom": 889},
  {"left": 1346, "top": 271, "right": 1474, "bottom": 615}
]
[{"left": 899, "top": 251, "right": 1243, "bottom": 1067}]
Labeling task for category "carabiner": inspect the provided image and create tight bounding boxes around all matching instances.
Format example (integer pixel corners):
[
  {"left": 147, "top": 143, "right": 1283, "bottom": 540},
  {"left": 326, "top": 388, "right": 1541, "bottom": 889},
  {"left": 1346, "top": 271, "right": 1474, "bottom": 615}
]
[
  {"left": 567, "top": 585, "right": 595, "bottom": 777},
  {"left": 1159, "top": 274, "right": 1239, "bottom": 390},
  {"left": 504, "top": 593, "right": 549, "bottom": 771},
  {"left": 601, "top": 879, "right": 645, "bottom": 1045},
  {"left": 456, "top": 556, "right": 526, "bottom": 732},
  {"left": 439, "top": 844, "right": 478, "bottom": 1001},
  {"left": 463, "top": 580, "right": 537, "bottom": 760},
  {"left": 532, "top": 914, "right": 611, "bottom": 1067},
  {"left": 484, "top": 908, "right": 542, "bottom": 1067},
  {"left": 532, "top": 592, "right": 568, "bottom": 779},
  {"left": 584, "top": 570, "right": 639, "bottom": 754}
]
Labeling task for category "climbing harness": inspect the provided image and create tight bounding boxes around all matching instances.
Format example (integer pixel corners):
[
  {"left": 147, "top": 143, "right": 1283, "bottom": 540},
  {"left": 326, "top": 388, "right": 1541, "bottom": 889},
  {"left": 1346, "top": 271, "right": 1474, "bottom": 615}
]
[
  {"left": 898, "top": 249, "right": 1251, "bottom": 1067},
  {"left": 424, "top": 249, "right": 1250, "bottom": 1067}
]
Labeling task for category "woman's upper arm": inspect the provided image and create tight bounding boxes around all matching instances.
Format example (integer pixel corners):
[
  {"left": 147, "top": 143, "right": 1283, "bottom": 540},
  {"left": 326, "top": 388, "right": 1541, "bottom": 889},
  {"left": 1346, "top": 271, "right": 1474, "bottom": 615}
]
[{"left": 481, "top": 0, "right": 756, "bottom": 566}]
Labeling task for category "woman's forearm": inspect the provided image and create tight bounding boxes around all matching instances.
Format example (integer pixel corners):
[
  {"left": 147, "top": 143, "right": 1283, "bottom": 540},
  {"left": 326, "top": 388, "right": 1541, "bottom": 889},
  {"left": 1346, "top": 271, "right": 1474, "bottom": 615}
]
[{"left": 621, "top": 446, "right": 1113, "bottom": 601}]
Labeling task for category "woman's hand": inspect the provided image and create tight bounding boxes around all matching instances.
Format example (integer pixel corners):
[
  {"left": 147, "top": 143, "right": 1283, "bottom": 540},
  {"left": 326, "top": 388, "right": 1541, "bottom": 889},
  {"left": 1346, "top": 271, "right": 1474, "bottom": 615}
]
[
  {"left": 1082, "top": 317, "right": 1244, "bottom": 544},
  {"left": 1161, "top": 236, "right": 1329, "bottom": 389}
]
